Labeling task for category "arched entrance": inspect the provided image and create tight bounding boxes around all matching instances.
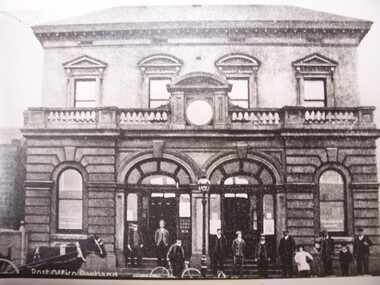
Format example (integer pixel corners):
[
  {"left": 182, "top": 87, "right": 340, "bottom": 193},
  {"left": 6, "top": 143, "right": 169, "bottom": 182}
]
[
  {"left": 124, "top": 158, "right": 193, "bottom": 258},
  {"left": 208, "top": 157, "right": 280, "bottom": 259}
]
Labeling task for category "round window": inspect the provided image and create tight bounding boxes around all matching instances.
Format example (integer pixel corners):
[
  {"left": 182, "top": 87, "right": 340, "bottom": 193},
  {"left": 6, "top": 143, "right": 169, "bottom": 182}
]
[{"left": 186, "top": 100, "right": 213, "bottom": 126}]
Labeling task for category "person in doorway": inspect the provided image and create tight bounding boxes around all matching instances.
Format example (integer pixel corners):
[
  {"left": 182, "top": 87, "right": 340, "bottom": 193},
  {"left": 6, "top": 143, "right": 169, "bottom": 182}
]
[
  {"left": 211, "top": 228, "right": 227, "bottom": 276},
  {"left": 353, "top": 228, "right": 373, "bottom": 275},
  {"left": 339, "top": 244, "right": 353, "bottom": 276},
  {"left": 294, "top": 245, "right": 313, "bottom": 278},
  {"left": 154, "top": 219, "right": 170, "bottom": 266},
  {"left": 231, "top": 231, "right": 246, "bottom": 278},
  {"left": 278, "top": 230, "right": 296, "bottom": 278},
  {"left": 127, "top": 223, "right": 144, "bottom": 267},
  {"left": 320, "top": 230, "right": 335, "bottom": 276},
  {"left": 167, "top": 239, "right": 185, "bottom": 277},
  {"left": 255, "top": 235, "right": 271, "bottom": 278}
]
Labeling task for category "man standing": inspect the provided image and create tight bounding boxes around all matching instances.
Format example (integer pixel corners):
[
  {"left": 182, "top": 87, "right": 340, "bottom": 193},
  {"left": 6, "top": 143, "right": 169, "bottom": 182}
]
[
  {"left": 353, "top": 228, "right": 373, "bottom": 275},
  {"left": 127, "top": 224, "right": 144, "bottom": 267},
  {"left": 167, "top": 239, "right": 185, "bottom": 277},
  {"left": 154, "top": 219, "right": 170, "bottom": 266},
  {"left": 211, "top": 229, "right": 227, "bottom": 275},
  {"left": 320, "top": 230, "right": 335, "bottom": 276},
  {"left": 255, "top": 235, "right": 271, "bottom": 278},
  {"left": 278, "top": 230, "right": 296, "bottom": 278},
  {"left": 231, "top": 231, "right": 245, "bottom": 278}
]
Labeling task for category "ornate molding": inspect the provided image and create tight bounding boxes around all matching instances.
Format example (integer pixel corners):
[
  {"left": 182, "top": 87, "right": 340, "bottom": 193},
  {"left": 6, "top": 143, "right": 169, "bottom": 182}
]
[
  {"left": 293, "top": 53, "right": 337, "bottom": 76},
  {"left": 216, "top": 53, "right": 260, "bottom": 74},
  {"left": 138, "top": 54, "right": 182, "bottom": 75},
  {"left": 63, "top": 55, "right": 107, "bottom": 78},
  {"left": 167, "top": 72, "right": 232, "bottom": 92}
]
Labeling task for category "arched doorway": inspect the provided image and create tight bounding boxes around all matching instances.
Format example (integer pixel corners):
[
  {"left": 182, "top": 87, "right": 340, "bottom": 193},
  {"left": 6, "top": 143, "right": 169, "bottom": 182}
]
[
  {"left": 125, "top": 158, "right": 192, "bottom": 258},
  {"left": 208, "top": 158, "right": 278, "bottom": 259}
]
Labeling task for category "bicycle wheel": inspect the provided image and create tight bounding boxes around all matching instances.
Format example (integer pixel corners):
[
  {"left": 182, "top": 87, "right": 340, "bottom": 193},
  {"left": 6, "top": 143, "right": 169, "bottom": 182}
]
[
  {"left": 0, "top": 259, "right": 19, "bottom": 274},
  {"left": 181, "top": 268, "right": 202, "bottom": 279},
  {"left": 217, "top": 270, "right": 227, "bottom": 278},
  {"left": 149, "top": 266, "right": 170, "bottom": 278}
]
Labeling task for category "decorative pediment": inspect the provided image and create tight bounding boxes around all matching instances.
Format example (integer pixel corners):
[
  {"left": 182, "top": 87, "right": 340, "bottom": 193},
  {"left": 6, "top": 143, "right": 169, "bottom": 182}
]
[
  {"left": 167, "top": 72, "right": 232, "bottom": 92},
  {"left": 293, "top": 53, "right": 337, "bottom": 75},
  {"left": 63, "top": 55, "right": 107, "bottom": 78},
  {"left": 216, "top": 54, "right": 260, "bottom": 74},
  {"left": 138, "top": 54, "right": 182, "bottom": 75}
]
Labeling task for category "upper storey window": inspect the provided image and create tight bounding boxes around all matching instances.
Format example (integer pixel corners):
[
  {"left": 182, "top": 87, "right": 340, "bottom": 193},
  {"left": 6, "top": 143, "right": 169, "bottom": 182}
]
[
  {"left": 227, "top": 78, "right": 249, "bottom": 108},
  {"left": 63, "top": 55, "right": 107, "bottom": 108},
  {"left": 149, "top": 78, "right": 172, "bottom": 108},
  {"left": 216, "top": 54, "right": 260, "bottom": 108},
  {"left": 139, "top": 54, "right": 183, "bottom": 108},
  {"left": 74, "top": 79, "right": 96, "bottom": 107},
  {"left": 303, "top": 78, "right": 326, "bottom": 107},
  {"left": 293, "top": 53, "right": 337, "bottom": 107}
]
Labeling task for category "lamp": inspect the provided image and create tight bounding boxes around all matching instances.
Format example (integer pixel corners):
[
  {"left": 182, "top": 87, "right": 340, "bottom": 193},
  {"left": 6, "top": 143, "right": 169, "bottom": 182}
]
[{"left": 197, "top": 174, "right": 210, "bottom": 278}]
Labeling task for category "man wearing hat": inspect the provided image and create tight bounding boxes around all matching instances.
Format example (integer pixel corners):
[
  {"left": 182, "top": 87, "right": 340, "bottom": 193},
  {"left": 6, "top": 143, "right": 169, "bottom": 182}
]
[
  {"left": 353, "top": 228, "right": 373, "bottom": 275},
  {"left": 127, "top": 223, "right": 144, "bottom": 267},
  {"left": 231, "top": 230, "right": 246, "bottom": 278},
  {"left": 320, "top": 230, "right": 335, "bottom": 276},
  {"left": 278, "top": 230, "right": 296, "bottom": 278},
  {"left": 255, "top": 234, "right": 271, "bottom": 278}
]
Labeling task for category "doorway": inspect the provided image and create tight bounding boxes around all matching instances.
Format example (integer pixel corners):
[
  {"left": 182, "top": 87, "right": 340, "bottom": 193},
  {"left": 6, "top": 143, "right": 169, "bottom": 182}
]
[
  {"left": 221, "top": 192, "right": 276, "bottom": 259},
  {"left": 146, "top": 193, "right": 177, "bottom": 257}
]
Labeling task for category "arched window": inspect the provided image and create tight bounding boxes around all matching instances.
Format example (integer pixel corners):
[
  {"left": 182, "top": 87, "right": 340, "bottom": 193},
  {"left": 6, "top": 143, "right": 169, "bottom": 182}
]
[
  {"left": 58, "top": 169, "right": 83, "bottom": 232},
  {"left": 141, "top": 175, "right": 177, "bottom": 185},
  {"left": 319, "top": 170, "right": 346, "bottom": 234}
]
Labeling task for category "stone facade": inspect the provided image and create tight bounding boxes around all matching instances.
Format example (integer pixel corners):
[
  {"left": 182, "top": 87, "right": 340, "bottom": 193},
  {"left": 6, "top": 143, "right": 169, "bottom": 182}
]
[{"left": 21, "top": 5, "right": 380, "bottom": 271}]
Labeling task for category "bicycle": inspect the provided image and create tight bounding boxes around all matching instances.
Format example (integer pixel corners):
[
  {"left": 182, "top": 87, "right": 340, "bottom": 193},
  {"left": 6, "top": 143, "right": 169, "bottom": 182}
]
[{"left": 149, "top": 260, "right": 202, "bottom": 279}]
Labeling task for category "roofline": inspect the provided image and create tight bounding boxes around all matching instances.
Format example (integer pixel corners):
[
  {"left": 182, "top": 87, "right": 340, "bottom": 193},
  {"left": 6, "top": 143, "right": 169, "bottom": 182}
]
[{"left": 32, "top": 20, "right": 373, "bottom": 34}]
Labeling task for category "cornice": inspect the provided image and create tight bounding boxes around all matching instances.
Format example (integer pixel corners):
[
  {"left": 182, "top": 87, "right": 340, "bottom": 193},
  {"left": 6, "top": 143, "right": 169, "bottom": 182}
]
[{"left": 32, "top": 21, "right": 372, "bottom": 44}]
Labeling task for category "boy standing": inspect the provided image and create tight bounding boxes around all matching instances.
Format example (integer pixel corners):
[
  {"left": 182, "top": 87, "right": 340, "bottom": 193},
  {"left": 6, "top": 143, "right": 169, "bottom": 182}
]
[{"left": 339, "top": 244, "right": 352, "bottom": 276}]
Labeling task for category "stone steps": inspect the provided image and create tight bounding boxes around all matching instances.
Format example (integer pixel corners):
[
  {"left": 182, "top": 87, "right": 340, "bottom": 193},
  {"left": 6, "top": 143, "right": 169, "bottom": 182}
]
[{"left": 117, "top": 258, "right": 284, "bottom": 278}]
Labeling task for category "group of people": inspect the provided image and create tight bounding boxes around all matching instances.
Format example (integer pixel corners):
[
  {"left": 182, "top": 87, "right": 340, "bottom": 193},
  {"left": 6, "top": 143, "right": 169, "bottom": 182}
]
[
  {"left": 211, "top": 228, "right": 373, "bottom": 278},
  {"left": 127, "top": 220, "right": 373, "bottom": 278},
  {"left": 126, "top": 219, "right": 186, "bottom": 277}
]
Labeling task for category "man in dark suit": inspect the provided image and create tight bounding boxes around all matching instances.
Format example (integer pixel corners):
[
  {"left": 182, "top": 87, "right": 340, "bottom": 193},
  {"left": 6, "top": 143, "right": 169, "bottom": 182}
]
[
  {"left": 211, "top": 228, "right": 227, "bottom": 275},
  {"left": 167, "top": 239, "right": 185, "bottom": 277},
  {"left": 231, "top": 230, "right": 246, "bottom": 278},
  {"left": 320, "top": 230, "right": 335, "bottom": 276},
  {"left": 255, "top": 235, "right": 271, "bottom": 278},
  {"left": 353, "top": 228, "right": 373, "bottom": 275},
  {"left": 154, "top": 219, "right": 170, "bottom": 266},
  {"left": 278, "top": 230, "right": 296, "bottom": 278},
  {"left": 127, "top": 223, "right": 144, "bottom": 267}
]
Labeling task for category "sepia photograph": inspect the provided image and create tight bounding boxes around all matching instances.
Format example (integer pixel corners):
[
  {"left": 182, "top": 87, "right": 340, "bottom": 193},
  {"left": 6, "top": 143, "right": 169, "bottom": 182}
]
[{"left": 0, "top": 0, "right": 380, "bottom": 284}]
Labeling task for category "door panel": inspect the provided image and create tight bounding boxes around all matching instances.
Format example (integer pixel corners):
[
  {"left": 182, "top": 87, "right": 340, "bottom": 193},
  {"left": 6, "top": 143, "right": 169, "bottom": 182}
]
[
  {"left": 222, "top": 192, "right": 276, "bottom": 259},
  {"left": 223, "top": 196, "right": 253, "bottom": 258},
  {"left": 145, "top": 195, "right": 177, "bottom": 257}
]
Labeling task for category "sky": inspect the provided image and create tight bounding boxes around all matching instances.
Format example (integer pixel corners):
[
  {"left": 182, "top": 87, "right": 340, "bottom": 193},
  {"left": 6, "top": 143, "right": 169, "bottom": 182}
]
[{"left": 0, "top": 0, "right": 380, "bottom": 128}]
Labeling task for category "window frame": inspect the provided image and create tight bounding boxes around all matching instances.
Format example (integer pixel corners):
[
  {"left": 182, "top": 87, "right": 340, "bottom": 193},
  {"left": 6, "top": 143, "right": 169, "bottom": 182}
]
[
  {"left": 303, "top": 77, "right": 327, "bottom": 107},
  {"left": 226, "top": 77, "right": 250, "bottom": 108},
  {"left": 138, "top": 54, "right": 183, "bottom": 108},
  {"left": 63, "top": 55, "right": 106, "bottom": 108},
  {"left": 51, "top": 163, "right": 88, "bottom": 236},
  {"left": 293, "top": 53, "right": 337, "bottom": 108},
  {"left": 314, "top": 165, "right": 353, "bottom": 238},
  {"left": 215, "top": 54, "right": 260, "bottom": 108},
  {"left": 318, "top": 170, "right": 347, "bottom": 236},
  {"left": 74, "top": 78, "right": 97, "bottom": 107},
  {"left": 148, "top": 77, "right": 172, "bottom": 108},
  {"left": 57, "top": 168, "right": 84, "bottom": 233}
]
